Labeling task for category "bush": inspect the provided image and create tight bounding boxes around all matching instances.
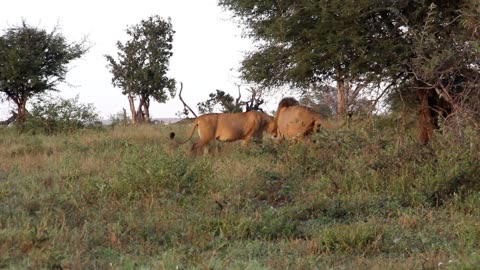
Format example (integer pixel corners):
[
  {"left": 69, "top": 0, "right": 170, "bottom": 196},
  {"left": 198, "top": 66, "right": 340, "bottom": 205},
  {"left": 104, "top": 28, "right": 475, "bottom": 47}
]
[
  {"left": 108, "top": 108, "right": 130, "bottom": 127},
  {"left": 23, "top": 95, "right": 100, "bottom": 134}
]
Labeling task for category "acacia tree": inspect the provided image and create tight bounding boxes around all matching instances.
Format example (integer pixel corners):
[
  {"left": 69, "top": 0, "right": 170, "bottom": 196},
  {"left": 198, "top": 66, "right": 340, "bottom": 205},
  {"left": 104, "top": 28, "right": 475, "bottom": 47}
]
[
  {"left": 105, "top": 15, "right": 176, "bottom": 124},
  {"left": 219, "top": 0, "right": 408, "bottom": 115},
  {"left": 0, "top": 21, "right": 87, "bottom": 124},
  {"left": 220, "top": 0, "right": 479, "bottom": 142}
]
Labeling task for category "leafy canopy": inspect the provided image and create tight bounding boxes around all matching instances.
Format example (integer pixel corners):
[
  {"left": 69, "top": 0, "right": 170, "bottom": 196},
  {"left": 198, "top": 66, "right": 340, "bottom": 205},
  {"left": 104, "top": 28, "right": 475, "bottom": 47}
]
[
  {"left": 0, "top": 21, "right": 87, "bottom": 104},
  {"left": 105, "top": 15, "right": 176, "bottom": 103},
  {"left": 219, "top": 0, "right": 479, "bottom": 97},
  {"left": 219, "top": 0, "right": 410, "bottom": 89}
]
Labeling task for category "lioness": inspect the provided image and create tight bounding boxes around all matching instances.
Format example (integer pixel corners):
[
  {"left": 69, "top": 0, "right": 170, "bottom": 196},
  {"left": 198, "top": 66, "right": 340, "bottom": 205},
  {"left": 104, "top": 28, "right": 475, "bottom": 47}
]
[
  {"left": 170, "top": 110, "right": 277, "bottom": 152},
  {"left": 275, "top": 97, "right": 343, "bottom": 140}
]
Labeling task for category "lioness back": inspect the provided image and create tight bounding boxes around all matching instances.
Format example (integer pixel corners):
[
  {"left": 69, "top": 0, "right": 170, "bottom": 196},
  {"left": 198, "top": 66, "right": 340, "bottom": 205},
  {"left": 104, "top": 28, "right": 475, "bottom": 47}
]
[
  {"left": 171, "top": 111, "right": 276, "bottom": 153},
  {"left": 214, "top": 113, "right": 250, "bottom": 141}
]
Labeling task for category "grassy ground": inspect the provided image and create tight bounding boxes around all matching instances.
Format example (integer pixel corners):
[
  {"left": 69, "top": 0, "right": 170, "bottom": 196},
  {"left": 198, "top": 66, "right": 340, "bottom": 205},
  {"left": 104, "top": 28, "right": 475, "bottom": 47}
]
[{"left": 0, "top": 116, "right": 479, "bottom": 269}]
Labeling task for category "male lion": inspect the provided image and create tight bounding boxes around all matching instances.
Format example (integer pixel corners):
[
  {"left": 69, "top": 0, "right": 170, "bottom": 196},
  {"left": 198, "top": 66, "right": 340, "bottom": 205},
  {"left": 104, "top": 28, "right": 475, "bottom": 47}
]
[
  {"left": 170, "top": 110, "right": 277, "bottom": 152},
  {"left": 275, "top": 97, "right": 343, "bottom": 140}
]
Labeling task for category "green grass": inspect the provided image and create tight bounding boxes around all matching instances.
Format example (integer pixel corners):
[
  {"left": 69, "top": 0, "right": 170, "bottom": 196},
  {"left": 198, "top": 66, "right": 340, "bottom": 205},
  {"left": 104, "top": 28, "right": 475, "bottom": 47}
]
[{"left": 0, "top": 117, "right": 479, "bottom": 269}]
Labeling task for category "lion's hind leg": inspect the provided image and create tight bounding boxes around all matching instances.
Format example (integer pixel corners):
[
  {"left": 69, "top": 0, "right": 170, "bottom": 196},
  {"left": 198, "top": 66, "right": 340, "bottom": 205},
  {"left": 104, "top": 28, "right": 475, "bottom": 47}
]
[
  {"left": 190, "top": 135, "right": 214, "bottom": 156},
  {"left": 190, "top": 141, "right": 208, "bottom": 155},
  {"left": 188, "top": 122, "right": 216, "bottom": 155}
]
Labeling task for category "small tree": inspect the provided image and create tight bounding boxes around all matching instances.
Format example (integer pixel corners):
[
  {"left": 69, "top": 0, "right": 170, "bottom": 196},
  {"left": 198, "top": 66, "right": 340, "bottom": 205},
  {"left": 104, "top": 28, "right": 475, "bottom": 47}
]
[
  {"left": 197, "top": 85, "right": 268, "bottom": 114},
  {"left": 0, "top": 21, "right": 87, "bottom": 124},
  {"left": 197, "top": 89, "right": 243, "bottom": 114},
  {"left": 105, "top": 15, "right": 176, "bottom": 124}
]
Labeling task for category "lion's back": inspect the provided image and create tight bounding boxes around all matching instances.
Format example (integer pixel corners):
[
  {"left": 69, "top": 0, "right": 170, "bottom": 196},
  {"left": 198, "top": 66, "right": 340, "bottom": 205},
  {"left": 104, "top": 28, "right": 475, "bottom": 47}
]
[{"left": 277, "top": 106, "right": 317, "bottom": 138}]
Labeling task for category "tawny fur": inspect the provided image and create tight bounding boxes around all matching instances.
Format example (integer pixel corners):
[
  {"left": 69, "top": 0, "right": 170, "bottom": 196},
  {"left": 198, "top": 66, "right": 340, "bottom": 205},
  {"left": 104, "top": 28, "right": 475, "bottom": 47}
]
[
  {"left": 274, "top": 97, "right": 343, "bottom": 140},
  {"left": 170, "top": 110, "right": 276, "bottom": 152}
]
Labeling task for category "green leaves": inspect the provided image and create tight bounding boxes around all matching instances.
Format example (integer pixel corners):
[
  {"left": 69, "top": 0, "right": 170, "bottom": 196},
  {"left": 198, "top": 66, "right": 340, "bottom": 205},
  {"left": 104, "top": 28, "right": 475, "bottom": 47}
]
[
  {"left": 24, "top": 95, "right": 100, "bottom": 134},
  {"left": 0, "top": 21, "right": 87, "bottom": 123},
  {"left": 105, "top": 15, "right": 176, "bottom": 104},
  {"left": 197, "top": 90, "right": 242, "bottom": 114},
  {"left": 221, "top": 0, "right": 479, "bottom": 118},
  {"left": 222, "top": 0, "right": 409, "bottom": 89}
]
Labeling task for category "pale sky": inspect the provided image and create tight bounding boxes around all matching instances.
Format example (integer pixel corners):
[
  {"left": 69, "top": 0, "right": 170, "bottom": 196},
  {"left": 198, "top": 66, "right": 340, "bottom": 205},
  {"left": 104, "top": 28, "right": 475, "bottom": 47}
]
[{"left": 0, "top": 0, "right": 280, "bottom": 119}]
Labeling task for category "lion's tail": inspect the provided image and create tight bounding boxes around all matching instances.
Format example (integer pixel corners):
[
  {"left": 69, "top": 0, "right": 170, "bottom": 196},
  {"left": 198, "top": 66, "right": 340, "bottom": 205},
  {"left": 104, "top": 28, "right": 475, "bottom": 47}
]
[
  {"left": 169, "top": 119, "right": 199, "bottom": 145},
  {"left": 315, "top": 116, "right": 346, "bottom": 130}
]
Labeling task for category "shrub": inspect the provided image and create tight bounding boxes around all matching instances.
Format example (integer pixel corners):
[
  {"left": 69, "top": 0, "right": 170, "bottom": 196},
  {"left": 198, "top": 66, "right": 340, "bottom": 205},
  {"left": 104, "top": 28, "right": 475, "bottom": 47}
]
[
  {"left": 23, "top": 95, "right": 100, "bottom": 134},
  {"left": 108, "top": 108, "right": 130, "bottom": 127}
]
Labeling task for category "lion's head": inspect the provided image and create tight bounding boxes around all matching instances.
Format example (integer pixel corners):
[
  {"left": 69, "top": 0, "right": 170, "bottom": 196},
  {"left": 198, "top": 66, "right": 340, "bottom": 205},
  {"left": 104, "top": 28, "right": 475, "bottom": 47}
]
[{"left": 264, "top": 114, "right": 277, "bottom": 138}]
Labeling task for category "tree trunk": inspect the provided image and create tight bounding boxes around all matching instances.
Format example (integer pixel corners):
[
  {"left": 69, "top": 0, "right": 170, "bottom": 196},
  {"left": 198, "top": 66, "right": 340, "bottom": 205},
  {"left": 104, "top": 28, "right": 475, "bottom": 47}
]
[
  {"left": 416, "top": 89, "right": 435, "bottom": 144},
  {"left": 15, "top": 97, "right": 28, "bottom": 124},
  {"left": 128, "top": 94, "right": 137, "bottom": 124},
  {"left": 143, "top": 98, "right": 150, "bottom": 122},
  {"left": 336, "top": 77, "right": 347, "bottom": 115},
  {"left": 415, "top": 88, "right": 454, "bottom": 144},
  {"left": 136, "top": 96, "right": 146, "bottom": 123}
]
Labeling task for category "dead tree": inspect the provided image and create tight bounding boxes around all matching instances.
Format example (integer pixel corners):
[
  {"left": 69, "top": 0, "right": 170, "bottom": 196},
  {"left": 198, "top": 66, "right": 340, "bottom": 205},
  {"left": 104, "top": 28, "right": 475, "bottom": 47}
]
[
  {"left": 244, "top": 87, "right": 265, "bottom": 112},
  {"left": 178, "top": 82, "right": 197, "bottom": 118},
  {"left": 195, "top": 85, "right": 268, "bottom": 114}
]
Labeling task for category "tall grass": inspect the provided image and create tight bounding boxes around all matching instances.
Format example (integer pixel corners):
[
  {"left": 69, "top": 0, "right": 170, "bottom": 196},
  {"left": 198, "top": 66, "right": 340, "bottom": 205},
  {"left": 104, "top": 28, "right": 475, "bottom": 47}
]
[{"left": 0, "top": 117, "right": 478, "bottom": 269}]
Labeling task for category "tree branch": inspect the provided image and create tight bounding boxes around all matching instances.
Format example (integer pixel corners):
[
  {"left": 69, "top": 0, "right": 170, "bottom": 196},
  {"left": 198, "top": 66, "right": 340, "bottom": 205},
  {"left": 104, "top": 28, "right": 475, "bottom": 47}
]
[
  {"left": 178, "top": 82, "right": 197, "bottom": 118},
  {"left": 236, "top": 85, "right": 242, "bottom": 107}
]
